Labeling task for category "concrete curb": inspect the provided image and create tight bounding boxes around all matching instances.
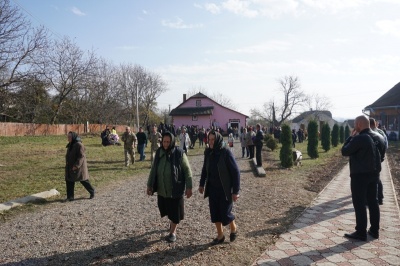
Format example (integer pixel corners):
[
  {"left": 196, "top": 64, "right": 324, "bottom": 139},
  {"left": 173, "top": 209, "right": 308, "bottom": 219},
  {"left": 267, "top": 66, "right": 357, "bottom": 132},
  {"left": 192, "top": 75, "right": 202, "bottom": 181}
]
[
  {"left": 0, "top": 189, "right": 60, "bottom": 212},
  {"left": 252, "top": 158, "right": 266, "bottom": 177}
]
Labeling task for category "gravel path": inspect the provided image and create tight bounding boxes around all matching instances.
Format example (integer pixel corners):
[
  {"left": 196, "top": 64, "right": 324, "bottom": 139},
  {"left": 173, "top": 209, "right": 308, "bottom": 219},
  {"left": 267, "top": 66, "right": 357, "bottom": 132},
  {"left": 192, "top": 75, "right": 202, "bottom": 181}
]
[{"left": 0, "top": 143, "right": 315, "bottom": 266}]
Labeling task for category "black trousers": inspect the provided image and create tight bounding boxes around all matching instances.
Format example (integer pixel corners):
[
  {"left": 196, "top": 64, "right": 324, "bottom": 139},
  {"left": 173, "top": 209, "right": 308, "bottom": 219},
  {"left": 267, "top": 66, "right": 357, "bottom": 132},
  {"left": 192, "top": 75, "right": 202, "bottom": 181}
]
[
  {"left": 350, "top": 175, "right": 380, "bottom": 234},
  {"left": 255, "top": 144, "right": 263, "bottom": 166},
  {"left": 66, "top": 180, "right": 95, "bottom": 199},
  {"left": 248, "top": 145, "right": 255, "bottom": 159},
  {"left": 378, "top": 176, "right": 383, "bottom": 202}
]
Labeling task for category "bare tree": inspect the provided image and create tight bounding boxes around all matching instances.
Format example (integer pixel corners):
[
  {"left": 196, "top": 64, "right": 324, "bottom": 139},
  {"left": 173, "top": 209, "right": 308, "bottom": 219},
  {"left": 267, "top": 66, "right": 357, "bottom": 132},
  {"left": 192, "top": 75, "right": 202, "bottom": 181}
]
[
  {"left": 38, "top": 37, "right": 97, "bottom": 124},
  {"left": 115, "top": 63, "right": 167, "bottom": 128},
  {"left": 0, "top": 0, "right": 48, "bottom": 88},
  {"left": 211, "top": 92, "right": 236, "bottom": 110},
  {"left": 251, "top": 75, "right": 307, "bottom": 126},
  {"left": 305, "top": 92, "right": 332, "bottom": 111},
  {"left": 186, "top": 88, "right": 237, "bottom": 110}
]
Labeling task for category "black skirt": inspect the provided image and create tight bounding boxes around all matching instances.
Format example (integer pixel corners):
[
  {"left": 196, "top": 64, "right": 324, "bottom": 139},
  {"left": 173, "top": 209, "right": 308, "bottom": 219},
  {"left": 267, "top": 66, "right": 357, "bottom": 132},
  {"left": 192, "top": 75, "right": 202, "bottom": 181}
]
[
  {"left": 157, "top": 195, "right": 184, "bottom": 224},
  {"left": 208, "top": 185, "right": 235, "bottom": 226}
]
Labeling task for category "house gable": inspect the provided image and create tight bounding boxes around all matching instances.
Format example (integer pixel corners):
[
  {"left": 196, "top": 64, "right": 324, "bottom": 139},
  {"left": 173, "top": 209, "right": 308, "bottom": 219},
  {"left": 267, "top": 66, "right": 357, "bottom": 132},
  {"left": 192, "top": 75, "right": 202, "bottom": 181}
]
[
  {"left": 364, "top": 82, "right": 400, "bottom": 109},
  {"left": 169, "top": 93, "right": 248, "bottom": 132}
]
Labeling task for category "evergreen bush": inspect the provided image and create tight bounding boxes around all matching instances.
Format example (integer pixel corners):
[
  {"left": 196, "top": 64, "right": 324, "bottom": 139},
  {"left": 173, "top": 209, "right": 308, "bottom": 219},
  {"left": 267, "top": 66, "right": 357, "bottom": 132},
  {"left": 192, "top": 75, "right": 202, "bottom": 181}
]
[
  {"left": 266, "top": 137, "right": 278, "bottom": 151},
  {"left": 331, "top": 124, "right": 339, "bottom": 147},
  {"left": 264, "top": 133, "right": 273, "bottom": 144},
  {"left": 307, "top": 120, "right": 319, "bottom": 159},
  {"left": 321, "top": 123, "right": 331, "bottom": 152},
  {"left": 339, "top": 125, "right": 345, "bottom": 143},
  {"left": 344, "top": 125, "right": 351, "bottom": 139},
  {"left": 279, "top": 124, "right": 293, "bottom": 168}
]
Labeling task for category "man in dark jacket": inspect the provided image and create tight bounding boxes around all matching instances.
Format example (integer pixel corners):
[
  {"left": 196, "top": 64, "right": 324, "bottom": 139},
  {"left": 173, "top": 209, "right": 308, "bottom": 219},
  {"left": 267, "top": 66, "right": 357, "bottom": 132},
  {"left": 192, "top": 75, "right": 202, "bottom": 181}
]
[
  {"left": 341, "top": 115, "right": 381, "bottom": 241},
  {"left": 136, "top": 127, "right": 148, "bottom": 161},
  {"left": 255, "top": 124, "right": 264, "bottom": 167},
  {"left": 370, "top": 118, "right": 387, "bottom": 205}
]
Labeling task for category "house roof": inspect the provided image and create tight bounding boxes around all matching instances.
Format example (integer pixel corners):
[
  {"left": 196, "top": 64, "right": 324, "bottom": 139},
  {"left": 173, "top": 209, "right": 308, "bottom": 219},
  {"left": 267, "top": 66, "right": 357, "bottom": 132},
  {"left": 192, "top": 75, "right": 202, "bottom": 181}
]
[
  {"left": 292, "top": 110, "right": 332, "bottom": 123},
  {"left": 169, "top": 106, "right": 214, "bottom": 116},
  {"left": 170, "top": 92, "right": 249, "bottom": 118},
  {"left": 364, "top": 82, "right": 400, "bottom": 110},
  {"left": 190, "top": 92, "right": 208, "bottom": 98}
]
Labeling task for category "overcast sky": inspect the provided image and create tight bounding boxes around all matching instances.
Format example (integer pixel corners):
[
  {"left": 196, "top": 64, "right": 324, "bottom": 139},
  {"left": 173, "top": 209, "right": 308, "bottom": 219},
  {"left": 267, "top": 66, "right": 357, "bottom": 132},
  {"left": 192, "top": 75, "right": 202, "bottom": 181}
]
[{"left": 14, "top": 0, "right": 400, "bottom": 121}]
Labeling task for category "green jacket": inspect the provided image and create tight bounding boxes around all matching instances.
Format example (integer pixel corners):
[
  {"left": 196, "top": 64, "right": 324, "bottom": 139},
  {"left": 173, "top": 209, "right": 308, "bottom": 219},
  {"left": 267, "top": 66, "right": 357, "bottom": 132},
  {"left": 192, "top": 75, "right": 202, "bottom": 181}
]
[{"left": 147, "top": 147, "right": 192, "bottom": 198}]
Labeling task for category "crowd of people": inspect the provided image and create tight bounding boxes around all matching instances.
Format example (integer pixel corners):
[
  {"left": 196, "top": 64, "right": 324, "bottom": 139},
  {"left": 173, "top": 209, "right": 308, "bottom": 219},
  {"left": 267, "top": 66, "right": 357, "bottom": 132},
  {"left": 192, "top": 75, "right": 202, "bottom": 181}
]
[{"left": 64, "top": 115, "right": 389, "bottom": 245}]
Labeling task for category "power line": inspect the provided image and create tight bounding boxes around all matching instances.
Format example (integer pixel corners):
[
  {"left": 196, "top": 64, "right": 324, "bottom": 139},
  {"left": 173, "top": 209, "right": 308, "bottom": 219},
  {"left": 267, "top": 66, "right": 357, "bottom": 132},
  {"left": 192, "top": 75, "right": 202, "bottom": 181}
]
[{"left": 11, "top": 0, "right": 63, "bottom": 39}]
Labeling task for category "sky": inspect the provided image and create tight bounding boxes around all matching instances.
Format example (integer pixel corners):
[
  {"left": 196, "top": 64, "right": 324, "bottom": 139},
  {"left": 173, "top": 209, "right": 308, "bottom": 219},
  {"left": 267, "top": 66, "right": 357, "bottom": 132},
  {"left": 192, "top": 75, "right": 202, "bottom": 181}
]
[{"left": 12, "top": 0, "right": 400, "bottom": 122}]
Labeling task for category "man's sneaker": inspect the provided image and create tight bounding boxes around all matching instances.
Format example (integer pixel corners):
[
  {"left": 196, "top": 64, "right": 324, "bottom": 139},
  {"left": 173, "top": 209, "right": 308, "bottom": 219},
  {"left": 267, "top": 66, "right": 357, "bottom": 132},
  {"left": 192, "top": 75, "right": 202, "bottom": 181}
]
[
  {"left": 368, "top": 229, "right": 379, "bottom": 239},
  {"left": 165, "top": 233, "right": 176, "bottom": 243}
]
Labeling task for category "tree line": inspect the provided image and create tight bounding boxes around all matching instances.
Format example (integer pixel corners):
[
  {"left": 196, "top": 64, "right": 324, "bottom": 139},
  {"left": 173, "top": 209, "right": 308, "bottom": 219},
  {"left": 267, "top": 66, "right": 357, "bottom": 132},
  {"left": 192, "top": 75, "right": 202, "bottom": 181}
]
[{"left": 0, "top": 0, "right": 167, "bottom": 126}]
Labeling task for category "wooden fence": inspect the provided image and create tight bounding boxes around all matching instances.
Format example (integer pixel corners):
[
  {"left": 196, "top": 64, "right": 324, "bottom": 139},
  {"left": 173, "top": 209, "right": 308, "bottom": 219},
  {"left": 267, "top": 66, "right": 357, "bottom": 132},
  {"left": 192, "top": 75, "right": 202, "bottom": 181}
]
[{"left": 0, "top": 122, "right": 128, "bottom": 137}]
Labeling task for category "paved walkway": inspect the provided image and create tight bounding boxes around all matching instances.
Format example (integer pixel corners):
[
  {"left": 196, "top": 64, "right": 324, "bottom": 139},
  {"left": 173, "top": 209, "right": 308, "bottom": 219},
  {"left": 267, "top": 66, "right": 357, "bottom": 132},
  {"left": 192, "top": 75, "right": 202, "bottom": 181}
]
[{"left": 253, "top": 160, "right": 400, "bottom": 266}]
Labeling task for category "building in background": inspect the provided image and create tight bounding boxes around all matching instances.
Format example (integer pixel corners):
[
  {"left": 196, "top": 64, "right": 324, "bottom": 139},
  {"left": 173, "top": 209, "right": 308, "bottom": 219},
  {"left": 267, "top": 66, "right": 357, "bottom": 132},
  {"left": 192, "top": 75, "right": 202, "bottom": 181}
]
[{"left": 169, "top": 93, "right": 248, "bottom": 134}]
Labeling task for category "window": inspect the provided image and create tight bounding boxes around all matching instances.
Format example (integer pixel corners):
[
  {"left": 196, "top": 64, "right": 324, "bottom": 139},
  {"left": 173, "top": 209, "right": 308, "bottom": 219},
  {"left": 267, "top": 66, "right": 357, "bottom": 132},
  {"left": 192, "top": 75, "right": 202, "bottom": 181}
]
[
  {"left": 192, "top": 115, "right": 198, "bottom": 121},
  {"left": 196, "top": 100, "right": 201, "bottom": 107}
]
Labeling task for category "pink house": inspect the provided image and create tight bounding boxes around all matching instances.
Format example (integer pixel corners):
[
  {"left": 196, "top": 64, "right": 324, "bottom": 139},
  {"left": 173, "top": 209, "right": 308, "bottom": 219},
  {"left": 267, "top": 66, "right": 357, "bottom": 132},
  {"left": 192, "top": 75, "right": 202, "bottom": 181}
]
[{"left": 169, "top": 93, "right": 248, "bottom": 133}]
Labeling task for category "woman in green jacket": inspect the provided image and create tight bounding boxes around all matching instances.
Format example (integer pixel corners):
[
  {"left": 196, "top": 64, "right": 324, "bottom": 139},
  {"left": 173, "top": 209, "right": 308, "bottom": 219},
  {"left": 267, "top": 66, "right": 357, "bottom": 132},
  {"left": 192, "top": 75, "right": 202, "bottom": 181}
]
[{"left": 146, "top": 131, "right": 193, "bottom": 243}]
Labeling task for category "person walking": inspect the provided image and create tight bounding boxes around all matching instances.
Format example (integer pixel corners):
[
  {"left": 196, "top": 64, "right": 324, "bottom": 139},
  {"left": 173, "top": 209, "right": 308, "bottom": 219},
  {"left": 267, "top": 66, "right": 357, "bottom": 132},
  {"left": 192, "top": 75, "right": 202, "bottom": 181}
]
[
  {"left": 179, "top": 127, "right": 191, "bottom": 154},
  {"left": 64, "top": 131, "right": 95, "bottom": 201},
  {"left": 227, "top": 133, "right": 234, "bottom": 152},
  {"left": 149, "top": 125, "right": 162, "bottom": 165},
  {"left": 146, "top": 131, "right": 193, "bottom": 243},
  {"left": 240, "top": 127, "right": 249, "bottom": 158},
  {"left": 341, "top": 115, "right": 382, "bottom": 241},
  {"left": 245, "top": 126, "right": 256, "bottom": 159},
  {"left": 370, "top": 118, "right": 388, "bottom": 205},
  {"left": 199, "top": 130, "right": 240, "bottom": 245},
  {"left": 121, "top": 126, "right": 137, "bottom": 167},
  {"left": 254, "top": 124, "right": 264, "bottom": 167},
  {"left": 136, "top": 127, "right": 148, "bottom": 161}
]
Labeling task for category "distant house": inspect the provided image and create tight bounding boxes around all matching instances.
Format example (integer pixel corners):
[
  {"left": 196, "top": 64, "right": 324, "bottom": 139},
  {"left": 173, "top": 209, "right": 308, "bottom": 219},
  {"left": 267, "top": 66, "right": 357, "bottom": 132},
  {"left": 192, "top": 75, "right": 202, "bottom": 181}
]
[
  {"left": 290, "top": 110, "right": 339, "bottom": 131},
  {"left": 364, "top": 82, "right": 400, "bottom": 139},
  {"left": 169, "top": 93, "right": 248, "bottom": 133}
]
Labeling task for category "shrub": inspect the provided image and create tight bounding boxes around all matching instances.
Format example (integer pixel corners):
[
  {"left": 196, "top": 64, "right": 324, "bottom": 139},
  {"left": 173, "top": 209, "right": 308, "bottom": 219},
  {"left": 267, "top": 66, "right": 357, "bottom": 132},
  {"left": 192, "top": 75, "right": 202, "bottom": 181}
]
[
  {"left": 307, "top": 120, "right": 319, "bottom": 159},
  {"left": 321, "top": 123, "right": 331, "bottom": 152},
  {"left": 339, "top": 125, "right": 345, "bottom": 143},
  {"left": 264, "top": 133, "right": 273, "bottom": 144},
  {"left": 344, "top": 125, "right": 351, "bottom": 139},
  {"left": 266, "top": 137, "right": 278, "bottom": 151},
  {"left": 331, "top": 124, "right": 339, "bottom": 147},
  {"left": 279, "top": 124, "right": 293, "bottom": 168}
]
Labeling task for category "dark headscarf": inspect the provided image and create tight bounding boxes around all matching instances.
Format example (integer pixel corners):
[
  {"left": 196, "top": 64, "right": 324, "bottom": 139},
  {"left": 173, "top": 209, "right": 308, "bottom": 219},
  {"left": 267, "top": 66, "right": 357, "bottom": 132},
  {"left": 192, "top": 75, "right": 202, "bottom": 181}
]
[
  {"left": 66, "top": 131, "right": 82, "bottom": 149},
  {"left": 207, "top": 130, "right": 224, "bottom": 151},
  {"left": 161, "top": 131, "right": 176, "bottom": 154}
]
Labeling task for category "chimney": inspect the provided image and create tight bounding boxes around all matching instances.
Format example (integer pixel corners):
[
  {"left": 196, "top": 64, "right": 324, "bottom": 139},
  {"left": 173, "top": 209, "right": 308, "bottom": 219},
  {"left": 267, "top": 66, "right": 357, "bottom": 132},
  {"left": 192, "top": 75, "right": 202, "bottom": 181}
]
[{"left": 183, "top": 94, "right": 187, "bottom": 102}]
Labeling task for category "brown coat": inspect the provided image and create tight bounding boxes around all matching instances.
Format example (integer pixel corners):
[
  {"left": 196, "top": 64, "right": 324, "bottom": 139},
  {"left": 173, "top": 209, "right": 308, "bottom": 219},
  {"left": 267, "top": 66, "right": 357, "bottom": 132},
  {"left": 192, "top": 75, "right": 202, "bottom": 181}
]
[{"left": 65, "top": 142, "right": 89, "bottom": 182}]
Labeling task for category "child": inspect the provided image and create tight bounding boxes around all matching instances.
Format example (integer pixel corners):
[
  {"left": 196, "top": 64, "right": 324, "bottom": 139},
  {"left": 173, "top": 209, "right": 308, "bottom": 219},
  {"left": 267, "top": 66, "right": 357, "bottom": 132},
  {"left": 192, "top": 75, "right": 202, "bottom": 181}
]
[{"left": 228, "top": 133, "right": 234, "bottom": 152}]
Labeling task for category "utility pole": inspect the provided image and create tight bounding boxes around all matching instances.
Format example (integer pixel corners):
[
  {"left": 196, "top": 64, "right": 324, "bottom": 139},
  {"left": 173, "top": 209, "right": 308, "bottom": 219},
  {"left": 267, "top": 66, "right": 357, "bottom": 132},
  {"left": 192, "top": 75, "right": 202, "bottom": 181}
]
[{"left": 136, "top": 83, "right": 140, "bottom": 132}]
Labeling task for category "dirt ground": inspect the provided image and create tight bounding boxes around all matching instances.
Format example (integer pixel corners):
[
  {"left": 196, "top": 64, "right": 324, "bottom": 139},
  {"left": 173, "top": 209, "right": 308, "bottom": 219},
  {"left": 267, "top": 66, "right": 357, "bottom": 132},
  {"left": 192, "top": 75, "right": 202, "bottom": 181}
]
[
  {"left": 2, "top": 143, "right": 399, "bottom": 266},
  {"left": 386, "top": 144, "right": 400, "bottom": 208}
]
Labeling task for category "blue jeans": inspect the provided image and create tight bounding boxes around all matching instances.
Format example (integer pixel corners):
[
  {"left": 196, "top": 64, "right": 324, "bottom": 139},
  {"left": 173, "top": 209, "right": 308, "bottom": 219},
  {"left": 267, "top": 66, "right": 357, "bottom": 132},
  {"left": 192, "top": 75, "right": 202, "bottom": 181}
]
[{"left": 137, "top": 144, "right": 146, "bottom": 161}]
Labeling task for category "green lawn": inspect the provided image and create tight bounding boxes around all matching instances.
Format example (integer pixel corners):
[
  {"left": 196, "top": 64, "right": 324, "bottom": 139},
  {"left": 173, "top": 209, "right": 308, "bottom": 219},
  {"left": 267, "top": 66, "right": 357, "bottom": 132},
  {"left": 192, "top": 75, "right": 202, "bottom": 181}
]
[
  {"left": 0, "top": 134, "right": 160, "bottom": 203},
  {"left": 0, "top": 134, "right": 344, "bottom": 204}
]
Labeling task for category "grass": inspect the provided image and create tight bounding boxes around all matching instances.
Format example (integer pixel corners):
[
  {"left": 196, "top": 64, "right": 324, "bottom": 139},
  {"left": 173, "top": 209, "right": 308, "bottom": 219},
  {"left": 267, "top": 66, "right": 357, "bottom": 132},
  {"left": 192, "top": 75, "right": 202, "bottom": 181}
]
[
  {"left": 0, "top": 134, "right": 345, "bottom": 217},
  {"left": 0, "top": 134, "right": 166, "bottom": 203}
]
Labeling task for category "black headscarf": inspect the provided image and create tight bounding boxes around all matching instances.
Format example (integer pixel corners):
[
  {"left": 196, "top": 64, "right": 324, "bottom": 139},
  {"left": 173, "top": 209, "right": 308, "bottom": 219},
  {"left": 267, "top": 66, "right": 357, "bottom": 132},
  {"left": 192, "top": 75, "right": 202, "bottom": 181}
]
[
  {"left": 206, "top": 130, "right": 225, "bottom": 154},
  {"left": 161, "top": 131, "right": 176, "bottom": 154},
  {"left": 66, "top": 131, "right": 82, "bottom": 149}
]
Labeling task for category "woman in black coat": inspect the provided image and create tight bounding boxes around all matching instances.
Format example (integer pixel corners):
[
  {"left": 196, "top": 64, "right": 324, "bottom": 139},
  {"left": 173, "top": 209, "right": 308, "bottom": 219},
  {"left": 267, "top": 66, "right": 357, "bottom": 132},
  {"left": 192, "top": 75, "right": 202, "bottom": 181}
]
[
  {"left": 65, "top": 132, "right": 95, "bottom": 201},
  {"left": 199, "top": 130, "right": 240, "bottom": 245}
]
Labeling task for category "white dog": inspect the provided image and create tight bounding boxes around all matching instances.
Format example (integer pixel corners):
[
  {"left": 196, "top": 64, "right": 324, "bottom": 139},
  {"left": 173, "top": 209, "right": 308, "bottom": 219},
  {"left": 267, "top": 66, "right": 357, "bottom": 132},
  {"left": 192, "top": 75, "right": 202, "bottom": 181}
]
[{"left": 292, "top": 150, "right": 302, "bottom": 166}]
